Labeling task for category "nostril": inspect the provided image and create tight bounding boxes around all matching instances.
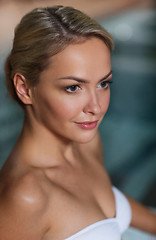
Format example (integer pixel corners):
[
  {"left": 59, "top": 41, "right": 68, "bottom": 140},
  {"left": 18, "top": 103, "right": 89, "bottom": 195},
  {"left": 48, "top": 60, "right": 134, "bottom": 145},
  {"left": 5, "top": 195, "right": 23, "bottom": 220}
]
[{"left": 83, "top": 94, "right": 101, "bottom": 115}]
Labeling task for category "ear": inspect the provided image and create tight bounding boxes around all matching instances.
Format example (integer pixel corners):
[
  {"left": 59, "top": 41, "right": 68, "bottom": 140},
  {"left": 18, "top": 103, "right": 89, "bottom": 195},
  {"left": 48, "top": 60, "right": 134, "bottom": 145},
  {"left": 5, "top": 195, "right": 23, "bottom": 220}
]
[{"left": 13, "top": 73, "right": 32, "bottom": 105}]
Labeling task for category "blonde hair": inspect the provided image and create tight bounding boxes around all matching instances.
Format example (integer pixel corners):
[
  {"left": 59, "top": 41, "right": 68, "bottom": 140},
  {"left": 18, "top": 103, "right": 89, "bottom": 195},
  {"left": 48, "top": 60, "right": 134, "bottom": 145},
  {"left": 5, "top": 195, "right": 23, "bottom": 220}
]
[{"left": 5, "top": 5, "right": 113, "bottom": 106}]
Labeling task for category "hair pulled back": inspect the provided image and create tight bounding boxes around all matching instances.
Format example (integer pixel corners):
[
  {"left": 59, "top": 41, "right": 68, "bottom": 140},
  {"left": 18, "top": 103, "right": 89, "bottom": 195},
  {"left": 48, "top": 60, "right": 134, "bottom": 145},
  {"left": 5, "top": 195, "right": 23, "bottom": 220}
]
[{"left": 5, "top": 5, "right": 113, "bottom": 106}]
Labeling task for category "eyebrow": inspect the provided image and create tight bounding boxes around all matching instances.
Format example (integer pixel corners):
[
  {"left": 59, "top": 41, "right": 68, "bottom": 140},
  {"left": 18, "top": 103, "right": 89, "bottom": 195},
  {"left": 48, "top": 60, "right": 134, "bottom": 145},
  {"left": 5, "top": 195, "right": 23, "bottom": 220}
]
[{"left": 57, "top": 70, "right": 112, "bottom": 83}]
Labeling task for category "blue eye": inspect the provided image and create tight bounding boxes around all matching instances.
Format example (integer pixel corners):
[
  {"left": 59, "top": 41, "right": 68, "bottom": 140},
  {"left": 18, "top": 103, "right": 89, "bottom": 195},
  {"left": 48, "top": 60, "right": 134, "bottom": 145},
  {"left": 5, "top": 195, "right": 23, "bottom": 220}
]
[
  {"left": 65, "top": 85, "right": 80, "bottom": 93},
  {"left": 98, "top": 80, "right": 112, "bottom": 89}
]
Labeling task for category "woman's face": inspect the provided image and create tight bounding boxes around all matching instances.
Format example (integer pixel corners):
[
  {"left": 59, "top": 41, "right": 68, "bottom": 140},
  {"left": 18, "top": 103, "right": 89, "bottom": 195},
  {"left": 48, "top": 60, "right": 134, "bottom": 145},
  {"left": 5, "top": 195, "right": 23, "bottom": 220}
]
[{"left": 31, "top": 37, "right": 112, "bottom": 143}]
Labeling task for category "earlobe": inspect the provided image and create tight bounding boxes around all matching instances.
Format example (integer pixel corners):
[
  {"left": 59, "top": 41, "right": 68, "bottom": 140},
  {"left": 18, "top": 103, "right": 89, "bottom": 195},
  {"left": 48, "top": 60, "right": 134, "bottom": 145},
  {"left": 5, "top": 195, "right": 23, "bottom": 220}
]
[{"left": 13, "top": 73, "right": 32, "bottom": 105}]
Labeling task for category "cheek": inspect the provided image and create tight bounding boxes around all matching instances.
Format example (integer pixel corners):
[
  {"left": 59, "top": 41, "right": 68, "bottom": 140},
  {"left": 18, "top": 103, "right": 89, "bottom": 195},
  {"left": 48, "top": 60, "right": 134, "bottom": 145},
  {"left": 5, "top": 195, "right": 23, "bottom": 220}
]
[
  {"left": 46, "top": 95, "right": 83, "bottom": 120},
  {"left": 100, "top": 90, "right": 110, "bottom": 112}
]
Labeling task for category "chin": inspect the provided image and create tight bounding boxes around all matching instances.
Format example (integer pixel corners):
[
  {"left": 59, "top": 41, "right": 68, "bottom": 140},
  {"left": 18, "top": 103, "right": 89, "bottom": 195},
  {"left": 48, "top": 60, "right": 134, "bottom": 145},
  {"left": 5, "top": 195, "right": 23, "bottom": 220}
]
[{"left": 73, "top": 130, "right": 97, "bottom": 144}]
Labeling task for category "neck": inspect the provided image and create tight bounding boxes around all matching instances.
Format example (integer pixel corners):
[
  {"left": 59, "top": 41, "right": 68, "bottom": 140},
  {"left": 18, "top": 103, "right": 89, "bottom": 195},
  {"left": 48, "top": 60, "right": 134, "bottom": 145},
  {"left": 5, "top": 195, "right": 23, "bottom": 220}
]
[{"left": 15, "top": 116, "right": 75, "bottom": 169}]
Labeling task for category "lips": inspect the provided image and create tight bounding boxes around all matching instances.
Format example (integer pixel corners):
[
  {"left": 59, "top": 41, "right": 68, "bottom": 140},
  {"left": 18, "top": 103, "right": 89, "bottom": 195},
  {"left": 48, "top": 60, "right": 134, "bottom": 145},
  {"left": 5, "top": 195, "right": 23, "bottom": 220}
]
[{"left": 75, "top": 120, "right": 98, "bottom": 130}]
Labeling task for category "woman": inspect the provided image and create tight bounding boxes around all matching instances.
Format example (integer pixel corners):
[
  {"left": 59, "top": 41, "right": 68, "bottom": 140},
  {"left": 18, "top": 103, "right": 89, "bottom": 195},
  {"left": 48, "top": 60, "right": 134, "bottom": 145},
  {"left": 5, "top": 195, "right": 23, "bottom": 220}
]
[{"left": 0, "top": 6, "right": 155, "bottom": 240}]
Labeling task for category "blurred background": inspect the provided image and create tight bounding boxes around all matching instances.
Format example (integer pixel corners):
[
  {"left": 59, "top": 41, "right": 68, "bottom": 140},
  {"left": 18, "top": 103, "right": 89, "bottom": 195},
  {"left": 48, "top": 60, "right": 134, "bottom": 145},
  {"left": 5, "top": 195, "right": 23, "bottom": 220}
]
[{"left": 0, "top": 0, "right": 156, "bottom": 207}]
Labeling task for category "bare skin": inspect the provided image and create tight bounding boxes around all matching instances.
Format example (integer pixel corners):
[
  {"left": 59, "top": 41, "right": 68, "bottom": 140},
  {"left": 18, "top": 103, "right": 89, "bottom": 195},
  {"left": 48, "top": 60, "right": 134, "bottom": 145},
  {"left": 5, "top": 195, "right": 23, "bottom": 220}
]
[
  {"left": 0, "top": 132, "right": 115, "bottom": 240},
  {"left": 0, "top": 38, "right": 155, "bottom": 239}
]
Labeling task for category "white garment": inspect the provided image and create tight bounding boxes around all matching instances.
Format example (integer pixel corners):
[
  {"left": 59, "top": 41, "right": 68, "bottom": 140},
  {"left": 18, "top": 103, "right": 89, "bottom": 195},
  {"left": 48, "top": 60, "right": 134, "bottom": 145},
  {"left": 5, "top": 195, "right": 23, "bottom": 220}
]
[{"left": 65, "top": 186, "right": 131, "bottom": 240}]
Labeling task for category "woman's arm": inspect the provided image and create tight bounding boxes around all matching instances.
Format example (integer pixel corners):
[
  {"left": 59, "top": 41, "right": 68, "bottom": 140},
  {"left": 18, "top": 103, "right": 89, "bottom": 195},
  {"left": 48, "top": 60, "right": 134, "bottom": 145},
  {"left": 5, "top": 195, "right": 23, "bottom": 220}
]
[{"left": 127, "top": 195, "right": 156, "bottom": 234}]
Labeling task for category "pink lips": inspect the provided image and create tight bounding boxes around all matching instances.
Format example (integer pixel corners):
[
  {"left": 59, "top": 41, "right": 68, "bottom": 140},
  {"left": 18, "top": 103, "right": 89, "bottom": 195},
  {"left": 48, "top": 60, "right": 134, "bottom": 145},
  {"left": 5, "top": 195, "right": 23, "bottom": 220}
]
[{"left": 75, "top": 120, "right": 98, "bottom": 130}]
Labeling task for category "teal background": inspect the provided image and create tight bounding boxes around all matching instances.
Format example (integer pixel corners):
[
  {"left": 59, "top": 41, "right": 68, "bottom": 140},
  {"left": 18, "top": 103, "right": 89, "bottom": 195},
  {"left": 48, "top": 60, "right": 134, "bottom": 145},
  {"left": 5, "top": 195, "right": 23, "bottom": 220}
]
[
  {"left": 99, "top": 9, "right": 156, "bottom": 205},
  {"left": 0, "top": 9, "right": 156, "bottom": 206}
]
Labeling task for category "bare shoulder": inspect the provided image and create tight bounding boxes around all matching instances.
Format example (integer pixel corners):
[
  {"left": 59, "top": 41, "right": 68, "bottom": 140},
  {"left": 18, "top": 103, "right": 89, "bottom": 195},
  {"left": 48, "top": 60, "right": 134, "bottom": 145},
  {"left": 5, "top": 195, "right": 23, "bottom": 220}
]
[
  {"left": 0, "top": 170, "right": 48, "bottom": 211},
  {"left": 0, "top": 170, "right": 49, "bottom": 239}
]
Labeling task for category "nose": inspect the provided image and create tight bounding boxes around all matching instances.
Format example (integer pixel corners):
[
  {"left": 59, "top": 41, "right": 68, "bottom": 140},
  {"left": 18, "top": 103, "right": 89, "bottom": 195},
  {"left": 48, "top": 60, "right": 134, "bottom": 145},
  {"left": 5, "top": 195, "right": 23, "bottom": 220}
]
[{"left": 83, "top": 90, "right": 101, "bottom": 115}]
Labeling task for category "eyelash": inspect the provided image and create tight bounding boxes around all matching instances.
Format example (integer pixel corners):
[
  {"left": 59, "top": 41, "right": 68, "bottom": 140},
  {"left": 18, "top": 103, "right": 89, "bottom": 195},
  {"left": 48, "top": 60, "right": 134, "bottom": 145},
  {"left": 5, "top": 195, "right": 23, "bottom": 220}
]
[
  {"left": 65, "top": 80, "right": 113, "bottom": 93},
  {"left": 65, "top": 85, "right": 80, "bottom": 93},
  {"left": 98, "top": 80, "right": 113, "bottom": 89}
]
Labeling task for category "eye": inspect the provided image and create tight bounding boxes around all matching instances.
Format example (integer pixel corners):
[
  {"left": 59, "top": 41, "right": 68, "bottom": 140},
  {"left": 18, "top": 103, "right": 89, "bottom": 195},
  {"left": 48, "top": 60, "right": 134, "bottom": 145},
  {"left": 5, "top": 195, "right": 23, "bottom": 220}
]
[
  {"left": 98, "top": 80, "right": 112, "bottom": 89},
  {"left": 65, "top": 85, "right": 80, "bottom": 93}
]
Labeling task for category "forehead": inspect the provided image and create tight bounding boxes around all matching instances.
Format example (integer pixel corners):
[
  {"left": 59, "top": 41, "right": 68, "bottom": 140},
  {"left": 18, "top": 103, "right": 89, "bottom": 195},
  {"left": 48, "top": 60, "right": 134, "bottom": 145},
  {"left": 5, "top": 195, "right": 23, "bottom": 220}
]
[{"left": 40, "top": 37, "right": 111, "bottom": 82}]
